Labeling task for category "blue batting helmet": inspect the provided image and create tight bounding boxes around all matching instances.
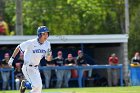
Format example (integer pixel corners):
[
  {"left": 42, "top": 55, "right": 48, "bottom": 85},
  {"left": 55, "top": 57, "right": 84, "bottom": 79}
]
[{"left": 37, "top": 26, "right": 49, "bottom": 37}]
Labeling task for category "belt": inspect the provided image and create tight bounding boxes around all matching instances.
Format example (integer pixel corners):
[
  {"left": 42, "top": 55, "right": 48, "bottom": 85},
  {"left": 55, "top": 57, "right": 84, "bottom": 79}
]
[{"left": 29, "top": 65, "right": 38, "bottom": 67}]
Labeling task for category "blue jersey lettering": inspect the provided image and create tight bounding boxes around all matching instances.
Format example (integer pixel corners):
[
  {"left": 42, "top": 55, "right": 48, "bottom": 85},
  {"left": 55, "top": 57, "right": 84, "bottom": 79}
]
[{"left": 32, "top": 49, "right": 46, "bottom": 53}]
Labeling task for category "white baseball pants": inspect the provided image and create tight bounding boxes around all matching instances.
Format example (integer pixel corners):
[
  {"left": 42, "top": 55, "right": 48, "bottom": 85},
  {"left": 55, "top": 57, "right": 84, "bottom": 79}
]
[{"left": 22, "top": 65, "right": 42, "bottom": 93}]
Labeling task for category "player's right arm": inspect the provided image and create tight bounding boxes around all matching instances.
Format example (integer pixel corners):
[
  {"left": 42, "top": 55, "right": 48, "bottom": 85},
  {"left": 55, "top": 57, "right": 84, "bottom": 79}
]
[
  {"left": 8, "top": 40, "right": 31, "bottom": 66},
  {"left": 8, "top": 46, "right": 20, "bottom": 66}
]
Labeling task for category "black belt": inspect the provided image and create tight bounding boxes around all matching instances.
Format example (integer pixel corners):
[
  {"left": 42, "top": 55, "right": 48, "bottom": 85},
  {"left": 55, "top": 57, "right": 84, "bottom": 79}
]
[{"left": 29, "top": 65, "right": 38, "bottom": 67}]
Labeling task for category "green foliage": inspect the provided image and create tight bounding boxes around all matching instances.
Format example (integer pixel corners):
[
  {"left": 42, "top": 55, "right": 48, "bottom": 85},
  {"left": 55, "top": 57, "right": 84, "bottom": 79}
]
[
  {"left": 22, "top": 0, "right": 140, "bottom": 61},
  {"left": 3, "top": 0, "right": 124, "bottom": 35},
  {"left": 3, "top": 0, "right": 140, "bottom": 61},
  {"left": 129, "top": 4, "right": 140, "bottom": 59}
]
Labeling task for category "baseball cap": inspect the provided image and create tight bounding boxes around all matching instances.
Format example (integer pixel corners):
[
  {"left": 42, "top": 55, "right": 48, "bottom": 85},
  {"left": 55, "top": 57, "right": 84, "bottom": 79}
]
[{"left": 111, "top": 53, "right": 116, "bottom": 57}]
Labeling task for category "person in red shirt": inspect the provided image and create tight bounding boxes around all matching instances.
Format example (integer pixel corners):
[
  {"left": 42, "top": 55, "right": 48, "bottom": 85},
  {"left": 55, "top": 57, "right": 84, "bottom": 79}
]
[
  {"left": 108, "top": 53, "right": 119, "bottom": 65},
  {"left": 108, "top": 53, "right": 119, "bottom": 86}
]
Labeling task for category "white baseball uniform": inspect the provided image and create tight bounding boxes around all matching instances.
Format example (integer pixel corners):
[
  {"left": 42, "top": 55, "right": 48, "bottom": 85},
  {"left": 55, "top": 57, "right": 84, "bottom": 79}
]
[{"left": 19, "top": 38, "right": 51, "bottom": 93}]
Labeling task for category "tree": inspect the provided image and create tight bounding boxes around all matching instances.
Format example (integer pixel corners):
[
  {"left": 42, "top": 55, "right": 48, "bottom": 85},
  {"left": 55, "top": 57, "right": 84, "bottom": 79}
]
[
  {"left": 129, "top": 5, "right": 140, "bottom": 59},
  {"left": 4, "top": 0, "right": 125, "bottom": 35},
  {"left": 0, "top": 0, "right": 5, "bottom": 17}
]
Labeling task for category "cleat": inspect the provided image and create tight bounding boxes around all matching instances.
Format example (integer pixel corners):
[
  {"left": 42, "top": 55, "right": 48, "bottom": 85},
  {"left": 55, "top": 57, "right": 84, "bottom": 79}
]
[{"left": 20, "top": 80, "right": 26, "bottom": 93}]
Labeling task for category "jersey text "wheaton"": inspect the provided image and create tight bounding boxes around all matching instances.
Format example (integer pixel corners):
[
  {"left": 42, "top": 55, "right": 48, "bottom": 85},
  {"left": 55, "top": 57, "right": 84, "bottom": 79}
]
[{"left": 33, "top": 49, "right": 46, "bottom": 53}]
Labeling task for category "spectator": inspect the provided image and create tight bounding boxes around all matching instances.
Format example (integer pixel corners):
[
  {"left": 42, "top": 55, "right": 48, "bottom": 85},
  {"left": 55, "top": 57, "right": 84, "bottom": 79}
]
[
  {"left": 43, "top": 55, "right": 55, "bottom": 88},
  {"left": 107, "top": 53, "right": 119, "bottom": 86},
  {"left": 54, "top": 51, "right": 65, "bottom": 88},
  {"left": 14, "top": 63, "right": 24, "bottom": 90},
  {"left": 0, "top": 16, "right": 9, "bottom": 35},
  {"left": 0, "top": 53, "right": 12, "bottom": 90},
  {"left": 76, "top": 50, "right": 92, "bottom": 78},
  {"left": 13, "top": 52, "right": 24, "bottom": 68},
  {"left": 131, "top": 52, "right": 140, "bottom": 65},
  {"left": 64, "top": 53, "right": 76, "bottom": 88},
  {"left": 130, "top": 52, "right": 140, "bottom": 86}
]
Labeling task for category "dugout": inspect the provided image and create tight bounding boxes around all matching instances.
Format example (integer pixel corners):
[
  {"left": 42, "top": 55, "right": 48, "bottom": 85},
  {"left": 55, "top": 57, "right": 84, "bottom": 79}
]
[{"left": 0, "top": 34, "right": 128, "bottom": 86}]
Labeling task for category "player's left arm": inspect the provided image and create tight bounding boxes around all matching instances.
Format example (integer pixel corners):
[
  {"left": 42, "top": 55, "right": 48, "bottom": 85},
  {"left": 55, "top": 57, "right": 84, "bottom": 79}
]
[{"left": 45, "top": 42, "right": 52, "bottom": 61}]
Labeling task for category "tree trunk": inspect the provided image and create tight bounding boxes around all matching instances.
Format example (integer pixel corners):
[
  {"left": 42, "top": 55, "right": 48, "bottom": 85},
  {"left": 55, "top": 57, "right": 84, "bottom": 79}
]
[
  {"left": 15, "top": 0, "right": 23, "bottom": 35},
  {"left": 0, "top": 0, "right": 5, "bottom": 17}
]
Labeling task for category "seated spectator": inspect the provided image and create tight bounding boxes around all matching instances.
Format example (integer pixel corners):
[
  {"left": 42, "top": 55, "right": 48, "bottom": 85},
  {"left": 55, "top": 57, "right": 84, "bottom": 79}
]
[
  {"left": 64, "top": 53, "right": 76, "bottom": 88},
  {"left": 107, "top": 53, "right": 119, "bottom": 86},
  {"left": 0, "top": 16, "right": 9, "bottom": 35},
  {"left": 0, "top": 53, "right": 12, "bottom": 90},
  {"left": 14, "top": 63, "right": 24, "bottom": 90},
  {"left": 43, "top": 55, "right": 55, "bottom": 88},
  {"left": 76, "top": 50, "right": 92, "bottom": 78},
  {"left": 54, "top": 51, "right": 65, "bottom": 88},
  {"left": 131, "top": 52, "right": 140, "bottom": 65}
]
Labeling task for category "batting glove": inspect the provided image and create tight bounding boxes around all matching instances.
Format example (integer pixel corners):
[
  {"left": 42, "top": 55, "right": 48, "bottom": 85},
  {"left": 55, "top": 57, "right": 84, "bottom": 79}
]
[{"left": 8, "top": 57, "right": 14, "bottom": 66}]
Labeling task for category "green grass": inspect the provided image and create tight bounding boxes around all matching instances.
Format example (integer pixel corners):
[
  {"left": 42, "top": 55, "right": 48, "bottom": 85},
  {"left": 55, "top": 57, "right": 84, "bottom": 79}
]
[{"left": 1, "top": 86, "right": 140, "bottom": 93}]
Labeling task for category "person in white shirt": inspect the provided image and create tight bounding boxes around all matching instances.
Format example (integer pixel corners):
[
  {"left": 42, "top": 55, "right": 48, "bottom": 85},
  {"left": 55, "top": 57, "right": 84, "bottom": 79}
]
[
  {"left": 8, "top": 26, "right": 51, "bottom": 93},
  {"left": 131, "top": 52, "right": 140, "bottom": 65}
]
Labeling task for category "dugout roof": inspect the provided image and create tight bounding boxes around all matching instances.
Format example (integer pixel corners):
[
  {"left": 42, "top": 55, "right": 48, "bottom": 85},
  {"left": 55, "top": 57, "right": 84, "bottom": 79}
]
[{"left": 0, "top": 34, "right": 128, "bottom": 45}]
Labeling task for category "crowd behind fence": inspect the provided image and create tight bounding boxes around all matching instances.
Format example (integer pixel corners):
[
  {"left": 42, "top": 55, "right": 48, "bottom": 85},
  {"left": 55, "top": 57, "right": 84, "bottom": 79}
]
[
  {"left": 0, "top": 48, "right": 124, "bottom": 90},
  {"left": 0, "top": 64, "right": 123, "bottom": 90}
]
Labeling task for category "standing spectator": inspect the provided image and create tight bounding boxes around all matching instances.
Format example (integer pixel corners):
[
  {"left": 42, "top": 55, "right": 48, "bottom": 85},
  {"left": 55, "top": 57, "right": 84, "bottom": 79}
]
[
  {"left": 108, "top": 53, "right": 119, "bottom": 86},
  {"left": 76, "top": 50, "right": 92, "bottom": 78},
  {"left": 13, "top": 52, "right": 24, "bottom": 68},
  {"left": 130, "top": 52, "right": 140, "bottom": 86},
  {"left": 43, "top": 55, "right": 55, "bottom": 88},
  {"left": 14, "top": 63, "right": 24, "bottom": 90},
  {"left": 54, "top": 51, "right": 65, "bottom": 88},
  {"left": 64, "top": 53, "right": 76, "bottom": 88},
  {"left": 0, "top": 53, "right": 12, "bottom": 90},
  {"left": 0, "top": 16, "right": 9, "bottom": 35},
  {"left": 131, "top": 52, "right": 140, "bottom": 65}
]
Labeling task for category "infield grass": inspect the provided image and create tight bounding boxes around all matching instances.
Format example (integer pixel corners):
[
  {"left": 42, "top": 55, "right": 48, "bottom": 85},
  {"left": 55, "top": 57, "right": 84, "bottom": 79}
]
[{"left": 0, "top": 86, "right": 140, "bottom": 93}]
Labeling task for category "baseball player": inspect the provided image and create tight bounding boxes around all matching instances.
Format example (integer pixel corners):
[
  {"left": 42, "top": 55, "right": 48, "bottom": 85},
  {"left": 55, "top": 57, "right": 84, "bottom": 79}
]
[{"left": 8, "top": 26, "right": 51, "bottom": 93}]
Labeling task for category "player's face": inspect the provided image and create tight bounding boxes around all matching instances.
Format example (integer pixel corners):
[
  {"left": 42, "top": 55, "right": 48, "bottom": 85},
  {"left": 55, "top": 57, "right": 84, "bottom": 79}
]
[{"left": 41, "top": 32, "right": 49, "bottom": 41}]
